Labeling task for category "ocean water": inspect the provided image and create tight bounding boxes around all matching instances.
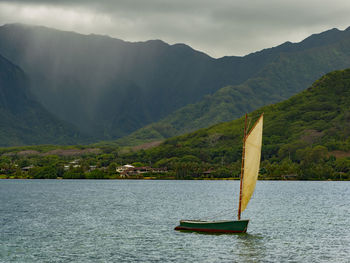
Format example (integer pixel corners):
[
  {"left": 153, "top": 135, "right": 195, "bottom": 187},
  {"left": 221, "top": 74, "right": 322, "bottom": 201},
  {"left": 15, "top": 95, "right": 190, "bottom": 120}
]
[{"left": 1, "top": 180, "right": 349, "bottom": 262}]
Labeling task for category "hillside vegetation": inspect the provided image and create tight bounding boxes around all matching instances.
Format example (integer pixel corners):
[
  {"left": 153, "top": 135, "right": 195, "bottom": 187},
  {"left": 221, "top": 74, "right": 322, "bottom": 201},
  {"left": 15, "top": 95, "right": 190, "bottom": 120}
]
[{"left": 121, "top": 69, "right": 350, "bottom": 180}]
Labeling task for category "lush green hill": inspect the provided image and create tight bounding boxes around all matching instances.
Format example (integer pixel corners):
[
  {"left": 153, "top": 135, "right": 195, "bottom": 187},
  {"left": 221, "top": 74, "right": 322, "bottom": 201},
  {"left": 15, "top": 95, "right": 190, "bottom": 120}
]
[
  {"left": 121, "top": 69, "right": 350, "bottom": 180},
  {"left": 0, "top": 54, "right": 89, "bottom": 146},
  {"left": 118, "top": 27, "right": 350, "bottom": 145}
]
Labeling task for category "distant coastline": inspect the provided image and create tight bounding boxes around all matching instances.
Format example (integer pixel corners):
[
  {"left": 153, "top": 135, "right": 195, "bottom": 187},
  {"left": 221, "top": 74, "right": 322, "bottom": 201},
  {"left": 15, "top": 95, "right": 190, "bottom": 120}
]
[{"left": 1, "top": 176, "right": 349, "bottom": 181}]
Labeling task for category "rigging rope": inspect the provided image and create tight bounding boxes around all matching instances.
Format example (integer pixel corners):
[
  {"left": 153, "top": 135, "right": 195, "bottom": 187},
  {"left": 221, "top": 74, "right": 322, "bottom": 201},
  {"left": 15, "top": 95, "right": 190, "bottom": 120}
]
[{"left": 200, "top": 208, "right": 237, "bottom": 221}]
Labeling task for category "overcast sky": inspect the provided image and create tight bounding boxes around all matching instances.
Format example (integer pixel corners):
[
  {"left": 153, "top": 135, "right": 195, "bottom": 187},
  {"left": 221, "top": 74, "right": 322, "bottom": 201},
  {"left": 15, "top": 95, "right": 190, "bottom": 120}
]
[{"left": 0, "top": 0, "right": 350, "bottom": 58}]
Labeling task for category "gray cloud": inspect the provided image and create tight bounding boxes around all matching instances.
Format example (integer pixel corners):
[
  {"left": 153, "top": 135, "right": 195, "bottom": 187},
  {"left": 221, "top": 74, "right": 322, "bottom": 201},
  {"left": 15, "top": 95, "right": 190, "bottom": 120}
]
[{"left": 0, "top": 0, "right": 350, "bottom": 57}]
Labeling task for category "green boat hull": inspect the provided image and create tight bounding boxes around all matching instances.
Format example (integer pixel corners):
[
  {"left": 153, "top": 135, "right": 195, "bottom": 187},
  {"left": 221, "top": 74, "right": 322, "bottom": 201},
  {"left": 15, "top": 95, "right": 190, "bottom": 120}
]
[{"left": 174, "top": 219, "right": 249, "bottom": 233}]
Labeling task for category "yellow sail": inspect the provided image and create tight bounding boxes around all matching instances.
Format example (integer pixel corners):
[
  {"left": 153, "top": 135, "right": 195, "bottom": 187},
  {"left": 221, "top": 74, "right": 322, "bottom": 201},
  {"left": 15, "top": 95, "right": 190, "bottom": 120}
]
[{"left": 240, "top": 114, "right": 263, "bottom": 213}]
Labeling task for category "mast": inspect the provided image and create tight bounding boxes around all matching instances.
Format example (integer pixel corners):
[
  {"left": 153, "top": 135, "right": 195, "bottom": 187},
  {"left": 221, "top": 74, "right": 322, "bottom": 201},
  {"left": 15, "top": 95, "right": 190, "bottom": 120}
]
[{"left": 238, "top": 113, "right": 248, "bottom": 220}]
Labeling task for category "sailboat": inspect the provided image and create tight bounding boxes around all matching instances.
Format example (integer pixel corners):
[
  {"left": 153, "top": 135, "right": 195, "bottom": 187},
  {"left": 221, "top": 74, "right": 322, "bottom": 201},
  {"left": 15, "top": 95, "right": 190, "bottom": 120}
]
[{"left": 174, "top": 113, "right": 263, "bottom": 233}]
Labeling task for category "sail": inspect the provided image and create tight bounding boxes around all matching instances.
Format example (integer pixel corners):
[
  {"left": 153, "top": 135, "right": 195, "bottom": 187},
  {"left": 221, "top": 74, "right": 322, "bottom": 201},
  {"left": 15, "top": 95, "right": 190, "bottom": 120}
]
[{"left": 240, "top": 114, "right": 263, "bottom": 213}]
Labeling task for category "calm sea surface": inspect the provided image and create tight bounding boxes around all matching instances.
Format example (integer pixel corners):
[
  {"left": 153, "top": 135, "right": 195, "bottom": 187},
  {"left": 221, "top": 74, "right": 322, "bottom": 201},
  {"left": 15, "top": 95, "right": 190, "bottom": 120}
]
[{"left": 1, "top": 180, "right": 349, "bottom": 262}]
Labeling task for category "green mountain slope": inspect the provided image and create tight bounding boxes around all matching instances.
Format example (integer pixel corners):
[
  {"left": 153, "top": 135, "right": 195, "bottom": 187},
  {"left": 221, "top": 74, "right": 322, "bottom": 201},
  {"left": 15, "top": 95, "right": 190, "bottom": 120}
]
[
  {"left": 122, "top": 69, "right": 350, "bottom": 179},
  {"left": 0, "top": 54, "right": 88, "bottom": 146},
  {"left": 118, "top": 27, "right": 350, "bottom": 145}
]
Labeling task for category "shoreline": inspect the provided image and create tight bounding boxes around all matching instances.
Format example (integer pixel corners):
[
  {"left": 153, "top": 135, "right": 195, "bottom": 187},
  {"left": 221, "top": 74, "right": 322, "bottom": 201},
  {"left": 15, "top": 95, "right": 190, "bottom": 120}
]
[{"left": 1, "top": 177, "right": 349, "bottom": 181}]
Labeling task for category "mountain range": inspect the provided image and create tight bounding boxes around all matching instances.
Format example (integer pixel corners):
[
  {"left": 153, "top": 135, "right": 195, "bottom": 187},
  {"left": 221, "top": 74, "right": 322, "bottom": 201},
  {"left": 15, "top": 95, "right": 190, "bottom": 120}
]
[{"left": 0, "top": 23, "right": 350, "bottom": 146}]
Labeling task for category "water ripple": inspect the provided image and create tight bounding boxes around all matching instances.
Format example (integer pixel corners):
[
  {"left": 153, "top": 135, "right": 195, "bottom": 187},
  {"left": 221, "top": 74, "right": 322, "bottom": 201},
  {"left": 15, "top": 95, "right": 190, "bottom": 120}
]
[{"left": 0, "top": 180, "right": 349, "bottom": 262}]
